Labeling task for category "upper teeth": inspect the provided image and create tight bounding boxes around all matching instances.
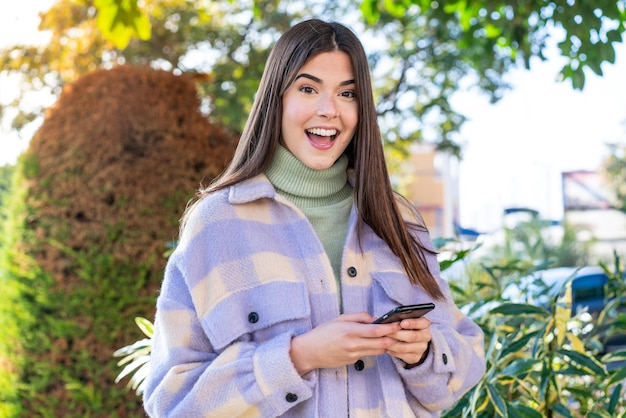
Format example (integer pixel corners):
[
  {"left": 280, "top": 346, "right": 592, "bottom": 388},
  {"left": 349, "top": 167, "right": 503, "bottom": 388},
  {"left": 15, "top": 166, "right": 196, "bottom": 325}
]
[{"left": 307, "top": 128, "right": 337, "bottom": 137}]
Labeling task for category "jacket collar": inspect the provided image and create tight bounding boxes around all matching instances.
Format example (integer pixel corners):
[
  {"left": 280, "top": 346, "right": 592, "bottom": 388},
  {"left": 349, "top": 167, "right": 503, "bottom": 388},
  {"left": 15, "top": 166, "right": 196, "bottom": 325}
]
[{"left": 228, "top": 174, "right": 277, "bottom": 204}]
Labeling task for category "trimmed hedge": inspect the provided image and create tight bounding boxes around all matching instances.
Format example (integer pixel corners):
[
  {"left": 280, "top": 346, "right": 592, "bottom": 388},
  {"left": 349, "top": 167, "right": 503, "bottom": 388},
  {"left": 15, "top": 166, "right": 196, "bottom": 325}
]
[{"left": 0, "top": 65, "right": 236, "bottom": 417}]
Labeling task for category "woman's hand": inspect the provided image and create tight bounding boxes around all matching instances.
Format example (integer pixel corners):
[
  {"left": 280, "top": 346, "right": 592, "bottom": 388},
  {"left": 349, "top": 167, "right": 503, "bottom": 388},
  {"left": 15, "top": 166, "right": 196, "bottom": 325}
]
[
  {"left": 290, "top": 312, "right": 401, "bottom": 375},
  {"left": 384, "top": 317, "right": 432, "bottom": 365}
]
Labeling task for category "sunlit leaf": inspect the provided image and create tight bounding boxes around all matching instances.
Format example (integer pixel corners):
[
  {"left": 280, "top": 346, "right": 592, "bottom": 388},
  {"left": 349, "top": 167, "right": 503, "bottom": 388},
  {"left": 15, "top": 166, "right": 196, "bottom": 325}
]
[
  {"left": 94, "top": 0, "right": 151, "bottom": 49},
  {"left": 383, "top": 0, "right": 408, "bottom": 17},
  {"left": 359, "top": 0, "right": 380, "bottom": 24},
  {"left": 569, "top": 334, "right": 585, "bottom": 353},
  {"left": 554, "top": 287, "right": 571, "bottom": 346},
  {"left": 484, "top": 23, "right": 502, "bottom": 38},
  {"left": 135, "top": 316, "right": 154, "bottom": 338}
]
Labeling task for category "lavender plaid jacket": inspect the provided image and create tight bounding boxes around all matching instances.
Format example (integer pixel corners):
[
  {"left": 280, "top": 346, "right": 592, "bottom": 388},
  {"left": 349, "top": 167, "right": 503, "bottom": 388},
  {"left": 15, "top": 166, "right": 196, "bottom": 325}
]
[{"left": 143, "top": 174, "right": 485, "bottom": 417}]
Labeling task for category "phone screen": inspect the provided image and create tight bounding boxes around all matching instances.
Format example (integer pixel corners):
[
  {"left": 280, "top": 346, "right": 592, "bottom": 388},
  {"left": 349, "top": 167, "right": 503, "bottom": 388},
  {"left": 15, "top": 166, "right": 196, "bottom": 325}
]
[{"left": 373, "top": 303, "right": 435, "bottom": 324}]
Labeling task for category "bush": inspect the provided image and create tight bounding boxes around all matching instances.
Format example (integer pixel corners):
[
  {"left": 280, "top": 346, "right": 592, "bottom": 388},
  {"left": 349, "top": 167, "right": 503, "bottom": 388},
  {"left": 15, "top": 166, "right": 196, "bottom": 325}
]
[
  {"left": 441, "top": 222, "right": 626, "bottom": 417},
  {"left": 0, "top": 65, "right": 235, "bottom": 417}
]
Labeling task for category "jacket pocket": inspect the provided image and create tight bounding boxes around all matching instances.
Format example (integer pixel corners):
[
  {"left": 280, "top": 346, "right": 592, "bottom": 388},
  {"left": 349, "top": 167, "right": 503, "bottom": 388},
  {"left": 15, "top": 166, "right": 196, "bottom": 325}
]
[
  {"left": 371, "top": 271, "right": 435, "bottom": 318},
  {"left": 203, "top": 280, "right": 311, "bottom": 351}
]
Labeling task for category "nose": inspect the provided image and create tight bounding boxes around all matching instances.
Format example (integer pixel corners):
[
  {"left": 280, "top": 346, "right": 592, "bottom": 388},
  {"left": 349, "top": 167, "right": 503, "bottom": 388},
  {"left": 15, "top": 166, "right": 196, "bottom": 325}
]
[{"left": 316, "top": 94, "right": 338, "bottom": 119}]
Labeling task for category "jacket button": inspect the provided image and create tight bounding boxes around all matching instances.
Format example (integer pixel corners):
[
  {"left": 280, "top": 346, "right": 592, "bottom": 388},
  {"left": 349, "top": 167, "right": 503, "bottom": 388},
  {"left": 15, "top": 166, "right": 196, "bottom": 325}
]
[
  {"left": 442, "top": 353, "right": 448, "bottom": 365},
  {"left": 248, "top": 312, "right": 259, "bottom": 323},
  {"left": 354, "top": 360, "right": 365, "bottom": 371},
  {"left": 347, "top": 266, "right": 357, "bottom": 277},
  {"left": 285, "top": 393, "right": 298, "bottom": 403}
]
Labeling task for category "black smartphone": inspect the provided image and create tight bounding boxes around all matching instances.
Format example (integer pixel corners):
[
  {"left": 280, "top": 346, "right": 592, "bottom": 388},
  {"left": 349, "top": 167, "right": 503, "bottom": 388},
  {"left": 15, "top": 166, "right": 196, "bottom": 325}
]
[{"left": 373, "top": 303, "right": 435, "bottom": 324}]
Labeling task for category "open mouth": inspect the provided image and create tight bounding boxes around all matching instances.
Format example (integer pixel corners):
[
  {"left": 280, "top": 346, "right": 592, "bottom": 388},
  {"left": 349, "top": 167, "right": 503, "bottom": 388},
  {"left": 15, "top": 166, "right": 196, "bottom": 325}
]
[{"left": 306, "top": 128, "right": 338, "bottom": 148}]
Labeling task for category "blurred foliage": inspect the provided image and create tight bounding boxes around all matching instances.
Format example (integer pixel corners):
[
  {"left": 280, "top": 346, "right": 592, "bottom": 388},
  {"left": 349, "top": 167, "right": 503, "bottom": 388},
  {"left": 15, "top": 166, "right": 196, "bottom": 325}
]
[
  {"left": 2, "top": 0, "right": 625, "bottom": 159},
  {"left": 490, "top": 216, "right": 592, "bottom": 268},
  {"left": 365, "top": 0, "right": 626, "bottom": 90},
  {"left": 0, "top": 65, "right": 235, "bottom": 416},
  {"left": 603, "top": 142, "right": 626, "bottom": 213},
  {"left": 0, "top": 164, "right": 15, "bottom": 220},
  {"left": 439, "top": 223, "right": 626, "bottom": 417},
  {"left": 446, "top": 261, "right": 626, "bottom": 417},
  {"left": 94, "top": 0, "right": 151, "bottom": 49},
  {"left": 113, "top": 317, "right": 153, "bottom": 395},
  {"left": 0, "top": 163, "right": 155, "bottom": 416}
]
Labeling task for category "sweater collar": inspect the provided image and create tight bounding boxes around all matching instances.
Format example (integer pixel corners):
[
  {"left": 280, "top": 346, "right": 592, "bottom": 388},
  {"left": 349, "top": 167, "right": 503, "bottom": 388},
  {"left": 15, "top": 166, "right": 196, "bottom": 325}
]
[{"left": 265, "top": 145, "right": 349, "bottom": 199}]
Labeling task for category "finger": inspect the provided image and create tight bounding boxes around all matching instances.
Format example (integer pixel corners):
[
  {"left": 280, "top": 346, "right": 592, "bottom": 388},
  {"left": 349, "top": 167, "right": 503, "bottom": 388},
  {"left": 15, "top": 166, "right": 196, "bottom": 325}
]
[
  {"left": 337, "top": 312, "right": 377, "bottom": 324},
  {"left": 387, "top": 340, "right": 430, "bottom": 357},
  {"left": 388, "top": 328, "right": 431, "bottom": 343},
  {"left": 349, "top": 337, "right": 397, "bottom": 357},
  {"left": 399, "top": 317, "right": 431, "bottom": 330},
  {"left": 365, "top": 322, "right": 402, "bottom": 338}
]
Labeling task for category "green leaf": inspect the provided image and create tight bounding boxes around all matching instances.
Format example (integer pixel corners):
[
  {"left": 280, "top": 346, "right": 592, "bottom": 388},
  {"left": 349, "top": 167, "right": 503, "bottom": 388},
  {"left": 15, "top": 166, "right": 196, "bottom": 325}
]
[
  {"left": 442, "top": 0, "right": 463, "bottom": 14},
  {"left": 132, "top": 10, "right": 151, "bottom": 41},
  {"left": 609, "top": 382, "right": 623, "bottom": 414},
  {"left": 484, "top": 23, "right": 502, "bottom": 38},
  {"left": 551, "top": 403, "right": 573, "bottom": 417},
  {"left": 94, "top": 0, "right": 152, "bottom": 49},
  {"left": 599, "top": 43, "right": 616, "bottom": 64},
  {"left": 557, "top": 349, "right": 607, "bottom": 376},
  {"left": 383, "top": 0, "right": 408, "bottom": 17},
  {"left": 490, "top": 303, "right": 549, "bottom": 318},
  {"left": 506, "top": 403, "right": 523, "bottom": 418},
  {"left": 500, "top": 330, "right": 540, "bottom": 359},
  {"left": 360, "top": 0, "right": 380, "bottom": 24},
  {"left": 570, "top": 66, "right": 586, "bottom": 90},
  {"left": 584, "top": 411, "right": 607, "bottom": 418},
  {"left": 507, "top": 404, "right": 544, "bottom": 418},
  {"left": 135, "top": 316, "right": 154, "bottom": 338},
  {"left": 608, "top": 366, "right": 626, "bottom": 386},
  {"left": 500, "top": 358, "right": 540, "bottom": 377},
  {"left": 439, "top": 248, "right": 471, "bottom": 271},
  {"left": 607, "top": 29, "right": 623, "bottom": 43},
  {"left": 486, "top": 383, "right": 508, "bottom": 417}
]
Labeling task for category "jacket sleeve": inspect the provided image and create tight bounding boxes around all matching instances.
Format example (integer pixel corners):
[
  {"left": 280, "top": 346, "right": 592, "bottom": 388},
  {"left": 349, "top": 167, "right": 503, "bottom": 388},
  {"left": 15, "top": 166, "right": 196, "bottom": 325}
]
[
  {"left": 394, "top": 229, "right": 485, "bottom": 412},
  {"left": 142, "top": 254, "right": 316, "bottom": 417}
]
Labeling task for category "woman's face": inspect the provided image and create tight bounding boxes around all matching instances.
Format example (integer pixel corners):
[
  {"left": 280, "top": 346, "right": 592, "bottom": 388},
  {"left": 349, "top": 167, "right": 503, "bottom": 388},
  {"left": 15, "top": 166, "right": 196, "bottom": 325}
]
[{"left": 281, "top": 50, "right": 358, "bottom": 170}]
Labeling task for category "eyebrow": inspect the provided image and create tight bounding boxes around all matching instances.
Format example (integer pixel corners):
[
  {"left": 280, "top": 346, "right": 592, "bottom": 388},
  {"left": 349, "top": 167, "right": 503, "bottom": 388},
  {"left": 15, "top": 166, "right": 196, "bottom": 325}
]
[{"left": 295, "top": 73, "right": 355, "bottom": 86}]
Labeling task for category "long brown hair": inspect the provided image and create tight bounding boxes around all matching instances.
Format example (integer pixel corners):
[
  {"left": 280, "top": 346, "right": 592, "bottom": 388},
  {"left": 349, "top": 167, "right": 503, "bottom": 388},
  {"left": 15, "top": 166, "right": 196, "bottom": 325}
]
[{"left": 184, "top": 19, "right": 443, "bottom": 300}]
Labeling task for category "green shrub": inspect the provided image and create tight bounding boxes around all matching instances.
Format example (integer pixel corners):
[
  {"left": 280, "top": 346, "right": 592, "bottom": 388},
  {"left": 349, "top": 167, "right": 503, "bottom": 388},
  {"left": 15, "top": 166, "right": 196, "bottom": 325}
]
[
  {"left": 446, "top": 259, "right": 626, "bottom": 417},
  {"left": 0, "top": 66, "right": 235, "bottom": 417},
  {"left": 0, "top": 161, "right": 155, "bottom": 417},
  {"left": 0, "top": 164, "right": 14, "bottom": 217},
  {"left": 441, "top": 219, "right": 626, "bottom": 417}
]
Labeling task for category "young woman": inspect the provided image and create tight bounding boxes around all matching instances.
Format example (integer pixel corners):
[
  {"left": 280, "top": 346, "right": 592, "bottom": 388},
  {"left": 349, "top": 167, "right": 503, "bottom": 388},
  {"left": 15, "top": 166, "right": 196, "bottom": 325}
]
[{"left": 143, "top": 19, "right": 485, "bottom": 417}]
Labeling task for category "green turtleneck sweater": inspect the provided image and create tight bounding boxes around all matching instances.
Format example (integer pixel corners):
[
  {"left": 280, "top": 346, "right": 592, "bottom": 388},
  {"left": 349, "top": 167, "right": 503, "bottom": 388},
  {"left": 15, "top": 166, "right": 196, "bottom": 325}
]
[{"left": 265, "top": 146, "right": 354, "bottom": 310}]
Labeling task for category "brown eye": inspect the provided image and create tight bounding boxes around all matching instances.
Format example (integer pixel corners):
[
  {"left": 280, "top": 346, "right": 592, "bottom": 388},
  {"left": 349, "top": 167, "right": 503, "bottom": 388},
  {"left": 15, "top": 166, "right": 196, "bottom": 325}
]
[{"left": 340, "top": 90, "right": 356, "bottom": 99}]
